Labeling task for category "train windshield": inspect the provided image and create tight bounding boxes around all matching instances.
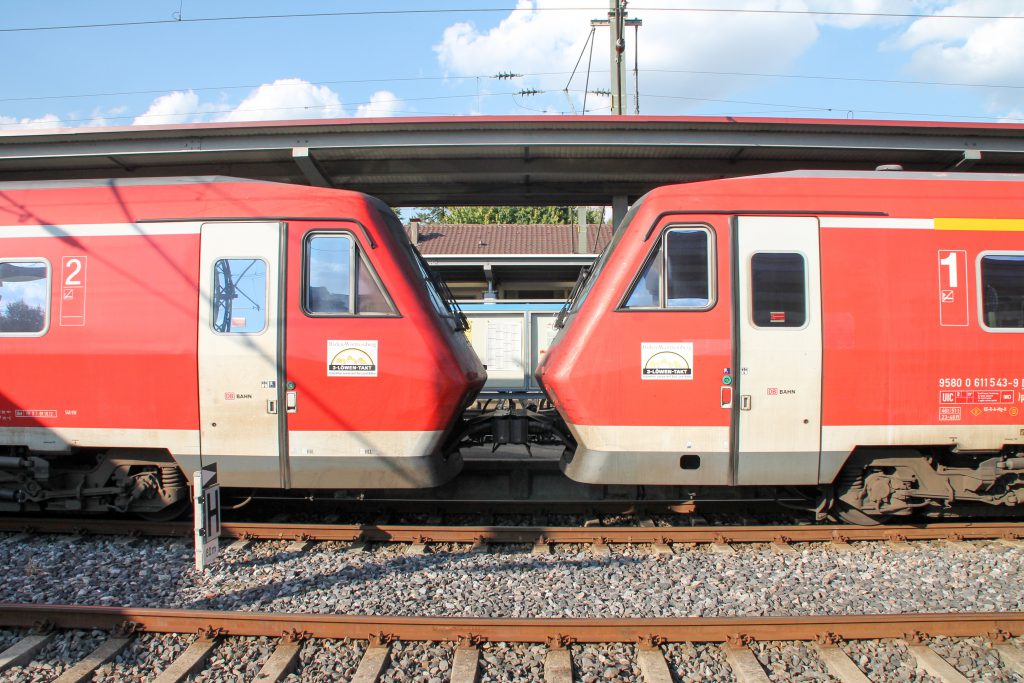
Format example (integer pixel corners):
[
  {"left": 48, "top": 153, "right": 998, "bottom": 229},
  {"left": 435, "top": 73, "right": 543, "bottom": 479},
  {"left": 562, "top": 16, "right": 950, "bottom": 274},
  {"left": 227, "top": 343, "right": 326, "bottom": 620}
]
[
  {"left": 371, "top": 202, "right": 469, "bottom": 331},
  {"left": 410, "top": 248, "right": 469, "bottom": 331},
  {"left": 555, "top": 197, "right": 645, "bottom": 328}
]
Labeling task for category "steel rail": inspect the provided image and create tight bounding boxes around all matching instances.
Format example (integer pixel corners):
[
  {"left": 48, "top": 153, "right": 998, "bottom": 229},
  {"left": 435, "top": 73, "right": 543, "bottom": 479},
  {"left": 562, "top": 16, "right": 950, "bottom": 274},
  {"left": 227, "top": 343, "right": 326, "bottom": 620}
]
[
  {"left": 0, "top": 517, "right": 1021, "bottom": 544},
  {"left": 0, "top": 604, "right": 1021, "bottom": 643},
  {"left": 217, "top": 521, "right": 1023, "bottom": 544}
]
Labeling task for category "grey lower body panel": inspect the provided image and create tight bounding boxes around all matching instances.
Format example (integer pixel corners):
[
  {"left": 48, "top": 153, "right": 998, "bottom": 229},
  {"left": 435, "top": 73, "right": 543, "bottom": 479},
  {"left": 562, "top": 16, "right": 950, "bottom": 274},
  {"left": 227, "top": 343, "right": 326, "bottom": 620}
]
[
  {"left": 560, "top": 446, "right": 731, "bottom": 486},
  {"left": 289, "top": 452, "right": 464, "bottom": 489},
  {"left": 818, "top": 450, "right": 850, "bottom": 484},
  {"left": 173, "top": 451, "right": 464, "bottom": 489},
  {"left": 735, "top": 451, "right": 822, "bottom": 486}
]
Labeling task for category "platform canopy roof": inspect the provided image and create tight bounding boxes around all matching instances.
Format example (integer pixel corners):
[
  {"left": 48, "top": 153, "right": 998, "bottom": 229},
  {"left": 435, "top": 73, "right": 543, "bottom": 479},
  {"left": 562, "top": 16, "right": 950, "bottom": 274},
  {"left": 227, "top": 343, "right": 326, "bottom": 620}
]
[{"left": 0, "top": 115, "right": 1022, "bottom": 206}]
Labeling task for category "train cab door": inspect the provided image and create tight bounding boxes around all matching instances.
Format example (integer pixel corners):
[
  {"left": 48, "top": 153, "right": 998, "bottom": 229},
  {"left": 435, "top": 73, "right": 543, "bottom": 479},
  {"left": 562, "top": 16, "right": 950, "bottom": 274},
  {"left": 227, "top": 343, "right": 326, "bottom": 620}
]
[
  {"left": 197, "top": 222, "right": 285, "bottom": 487},
  {"left": 734, "top": 216, "right": 822, "bottom": 485},
  {"left": 281, "top": 221, "right": 399, "bottom": 490}
]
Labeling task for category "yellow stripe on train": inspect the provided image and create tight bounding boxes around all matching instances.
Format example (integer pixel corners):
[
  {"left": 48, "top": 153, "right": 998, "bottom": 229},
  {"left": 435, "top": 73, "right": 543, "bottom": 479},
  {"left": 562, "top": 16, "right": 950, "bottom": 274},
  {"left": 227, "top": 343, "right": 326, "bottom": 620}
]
[{"left": 935, "top": 218, "right": 1024, "bottom": 231}]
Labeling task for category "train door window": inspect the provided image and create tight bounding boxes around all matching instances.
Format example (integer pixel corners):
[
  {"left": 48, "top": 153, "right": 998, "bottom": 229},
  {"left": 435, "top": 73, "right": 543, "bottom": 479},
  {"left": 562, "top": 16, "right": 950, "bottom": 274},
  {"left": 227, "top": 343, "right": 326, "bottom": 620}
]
[
  {"left": 0, "top": 259, "right": 50, "bottom": 336},
  {"left": 622, "top": 226, "right": 713, "bottom": 309},
  {"left": 750, "top": 252, "right": 806, "bottom": 328},
  {"left": 980, "top": 253, "right": 1024, "bottom": 330},
  {"left": 304, "top": 232, "right": 396, "bottom": 316},
  {"left": 211, "top": 258, "right": 268, "bottom": 334}
]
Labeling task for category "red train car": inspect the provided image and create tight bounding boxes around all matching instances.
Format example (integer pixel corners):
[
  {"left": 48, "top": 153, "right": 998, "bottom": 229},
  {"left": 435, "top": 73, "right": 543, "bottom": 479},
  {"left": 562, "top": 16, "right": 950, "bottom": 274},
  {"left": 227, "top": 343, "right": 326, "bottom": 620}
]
[
  {"left": 538, "top": 171, "right": 1024, "bottom": 521},
  {"left": 0, "top": 177, "right": 484, "bottom": 516}
]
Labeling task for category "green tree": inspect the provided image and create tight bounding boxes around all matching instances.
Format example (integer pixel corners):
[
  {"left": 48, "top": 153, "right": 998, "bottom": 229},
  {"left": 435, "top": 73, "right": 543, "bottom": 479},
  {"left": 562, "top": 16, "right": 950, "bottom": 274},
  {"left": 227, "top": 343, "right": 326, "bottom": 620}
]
[
  {"left": 412, "top": 206, "right": 446, "bottom": 222},
  {"left": 0, "top": 300, "right": 45, "bottom": 333},
  {"left": 416, "top": 206, "right": 604, "bottom": 224}
]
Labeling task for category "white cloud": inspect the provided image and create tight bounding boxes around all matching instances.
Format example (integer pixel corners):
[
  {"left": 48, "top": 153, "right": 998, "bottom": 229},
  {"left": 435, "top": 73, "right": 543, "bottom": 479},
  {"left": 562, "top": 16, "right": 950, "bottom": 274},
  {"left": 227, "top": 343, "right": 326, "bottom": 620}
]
[
  {"left": 434, "top": 0, "right": 829, "bottom": 114},
  {"left": 0, "top": 113, "right": 63, "bottom": 131},
  {"left": 356, "top": 90, "right": 402, "bottom": 117},
  {"left": 84, "top": 106, "right": 129, "bottom": 128},
  {"left": 894, "top": 1, "right": 1024, "bottom": 110},
  {"left": 434, "top": 0, "right": 1022, "bottom": 116},
  {"left": 132, "top": 91, "right": 201, "bottom": 125},
  {"left": 898, "top": 3, "right": 1024, "bottom": 80},
  {"left": 214, "top": 78, "right": 345, "bottom": 123},
  {"left": 4, "top": 79, "right": 407, "bottom": 132},
  {"left": 805, "top": 0, "right": 906, "bottom": 29}
]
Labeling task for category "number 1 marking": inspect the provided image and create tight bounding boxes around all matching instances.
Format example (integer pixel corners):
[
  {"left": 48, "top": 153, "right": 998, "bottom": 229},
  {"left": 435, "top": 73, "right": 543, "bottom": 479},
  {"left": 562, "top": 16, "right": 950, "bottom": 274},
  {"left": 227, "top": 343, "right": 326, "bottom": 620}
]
[{"left": 939, "top": 251, "right": 958, "bottom": 288}]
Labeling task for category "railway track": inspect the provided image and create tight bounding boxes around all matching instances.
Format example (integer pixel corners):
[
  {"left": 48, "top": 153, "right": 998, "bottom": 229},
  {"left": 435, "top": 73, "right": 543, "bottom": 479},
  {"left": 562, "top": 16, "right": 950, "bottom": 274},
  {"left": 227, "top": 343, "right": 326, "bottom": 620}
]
[
  {"left": 0, "top": 604, "right": 1022, "bottom": 682},
  {"left": 1, "top": 516, "right": 1022, "bottom": 551}
]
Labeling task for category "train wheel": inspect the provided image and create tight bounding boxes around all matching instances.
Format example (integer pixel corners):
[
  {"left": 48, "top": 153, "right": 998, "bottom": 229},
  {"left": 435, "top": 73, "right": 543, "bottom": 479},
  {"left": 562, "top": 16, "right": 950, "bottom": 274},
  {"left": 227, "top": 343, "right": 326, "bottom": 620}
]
[
  {"left": 833, "top": 501, "right": 891, "bottom": 526},
  {"left": 136, "top": 497, "right": 189, "bottom": 522}
]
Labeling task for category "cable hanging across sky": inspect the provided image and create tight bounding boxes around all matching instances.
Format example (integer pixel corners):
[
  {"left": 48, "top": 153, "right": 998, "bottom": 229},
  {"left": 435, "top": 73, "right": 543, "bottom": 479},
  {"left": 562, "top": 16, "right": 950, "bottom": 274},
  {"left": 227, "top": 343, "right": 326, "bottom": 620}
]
[{"left": 2, "top": 5, "right": 1022, "bottom": 33}]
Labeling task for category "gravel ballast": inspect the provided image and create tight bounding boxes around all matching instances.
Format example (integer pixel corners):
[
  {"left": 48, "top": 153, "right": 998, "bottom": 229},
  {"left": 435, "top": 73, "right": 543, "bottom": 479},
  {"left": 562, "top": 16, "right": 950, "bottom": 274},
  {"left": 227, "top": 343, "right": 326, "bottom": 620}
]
[
  {"left": 751, "top": 640, "right": 836, "bottom": 682},
  {"left": 188, "top": 636, "right": 277, "bottom": 682},
  {"left": 2, "top": 629, "right": 107, "bottom": 682},
  {"left": 477, "top": 642, "right": 546, "bottom": 682},
  {"left": 841, "top": 638, "right": 942, "bottom": 683},
  {"left": 282, "top": 638, "right": 367, "bottom": 682},
  {"left": 0, "top": 628, "right": 23, "bottom": 653},
  {"left": 93, "top": 633, "right": 194, "bottom": 682},
  {"left": 663, "top": 642, "right": 734, "bottom": 682},
  {"left": 379, "top": 639, "right": 456, "bottom": 682},
  {"left": 570, "top": 642, "right": 641, "bottom": 682},
  {"left": 1, "top": 534, "right": 1022, "bottom": 619},
  {"left": 926, "top": 636, "right": 1024, "bottom": 683}
]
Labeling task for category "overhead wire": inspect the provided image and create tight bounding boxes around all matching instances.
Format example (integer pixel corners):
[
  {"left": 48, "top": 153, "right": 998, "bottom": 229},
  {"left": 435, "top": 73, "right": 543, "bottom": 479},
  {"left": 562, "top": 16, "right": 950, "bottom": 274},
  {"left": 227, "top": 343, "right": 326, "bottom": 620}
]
[
  {"left": 4, "top": 86, "right": 1021, "bottom": 129},
  {"left": 2, "top": 3, "right": 1022, "bottom": 126},
  {"left": 0, "top": 91, "right": 527, "bottom": 129},
  {"left": 583, "top": 28, "right": 597, "bottom": 115},
  {"left": 4, "top": 65, "right": 1022, "bottom": 108},
  {"left": 639, "top": 92, "right": 1024, "bottom": 122},
  {"left": 2, "top": 5, "right": 1022, "bottom": 33},
  {"left": 644, "top": 68, "right": 1024, "bottom": 92},
  {"left": 0, "top": 72, "right": 577, "bottom": 105}
]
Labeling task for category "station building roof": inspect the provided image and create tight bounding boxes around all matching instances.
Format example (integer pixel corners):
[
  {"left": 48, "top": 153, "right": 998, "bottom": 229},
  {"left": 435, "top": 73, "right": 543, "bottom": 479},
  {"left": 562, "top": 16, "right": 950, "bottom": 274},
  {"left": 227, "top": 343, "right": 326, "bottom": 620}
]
[
  {"left": 0, "top": 115, "right": 1021, "bottom": 206},
  {"left": 409, "top": 222, "right": 614, "bottom": 256}
]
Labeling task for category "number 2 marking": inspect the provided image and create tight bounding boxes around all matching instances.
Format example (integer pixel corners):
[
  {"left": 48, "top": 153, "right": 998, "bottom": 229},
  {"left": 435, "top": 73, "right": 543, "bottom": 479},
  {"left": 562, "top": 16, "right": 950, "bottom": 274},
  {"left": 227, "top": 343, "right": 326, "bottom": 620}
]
[{"left": 64, "top": 258, "right": 83, "bottom": 286}]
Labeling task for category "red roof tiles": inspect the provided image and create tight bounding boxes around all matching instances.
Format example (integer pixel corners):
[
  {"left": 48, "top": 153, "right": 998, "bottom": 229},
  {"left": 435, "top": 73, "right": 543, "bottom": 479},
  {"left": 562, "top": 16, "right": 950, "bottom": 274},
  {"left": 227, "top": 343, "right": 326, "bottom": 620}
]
[{"left": 407, "top": 222, "right": 613, "bottom": 255}]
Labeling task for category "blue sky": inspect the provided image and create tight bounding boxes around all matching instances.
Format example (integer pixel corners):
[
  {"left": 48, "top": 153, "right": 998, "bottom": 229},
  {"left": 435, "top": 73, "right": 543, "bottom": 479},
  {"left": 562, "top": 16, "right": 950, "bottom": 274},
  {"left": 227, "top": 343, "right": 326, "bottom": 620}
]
[{"left": 1, "top": 1, "right": 1022, "bottom": 130}]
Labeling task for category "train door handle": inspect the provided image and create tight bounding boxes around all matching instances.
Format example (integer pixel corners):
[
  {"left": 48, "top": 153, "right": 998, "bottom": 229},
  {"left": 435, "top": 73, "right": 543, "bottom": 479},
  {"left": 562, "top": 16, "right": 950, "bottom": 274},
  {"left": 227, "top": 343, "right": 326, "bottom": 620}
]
[
  {"left": 286, "top": 391, "right": 297, "bottom": 413},
  {"left": 267, "top": 400, "right": 278, "bottom": 414},
  {"left": 741, "top": 395, "right": 751, "bottom": 411}
]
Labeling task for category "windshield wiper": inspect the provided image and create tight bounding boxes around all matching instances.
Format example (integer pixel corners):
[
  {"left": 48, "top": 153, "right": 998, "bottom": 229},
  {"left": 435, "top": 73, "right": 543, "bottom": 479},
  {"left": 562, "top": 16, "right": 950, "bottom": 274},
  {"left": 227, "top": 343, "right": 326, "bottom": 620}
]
[
  {"left": 414, "top": 249, "right": 469, "bottom": 331},
  {"left": 555, "top": 265, "right": 591, "bottom": 329}
]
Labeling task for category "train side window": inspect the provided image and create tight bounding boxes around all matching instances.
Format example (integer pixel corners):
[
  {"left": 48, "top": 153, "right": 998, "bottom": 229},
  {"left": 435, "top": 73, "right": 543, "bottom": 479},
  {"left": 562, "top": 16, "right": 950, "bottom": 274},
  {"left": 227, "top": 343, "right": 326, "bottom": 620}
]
[
  {"left": 307, "top": 234, "right": 352, "bottom": 314},
  {"left": 750, "top": 252, "right": 806, "bottom": 328},
  {"left": 980, "top": 254, "right": 1024, "bottom": 330},
  {"left": 212, "top": 258, "right": 268, "bottom": 334},
  {"left": 305, "top": 233, "right": 395, "bottom": 316},
  {"left": 0, "top": 259, "right": 50, "bottom": 336},
  {"left": 623, "top": 226, "right": 713, "bottom": 309}
]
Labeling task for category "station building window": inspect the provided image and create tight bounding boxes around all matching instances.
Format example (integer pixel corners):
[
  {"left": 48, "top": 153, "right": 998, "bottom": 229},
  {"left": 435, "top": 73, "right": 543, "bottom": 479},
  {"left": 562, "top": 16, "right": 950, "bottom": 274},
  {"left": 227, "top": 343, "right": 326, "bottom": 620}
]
[
  {"left": 304, "top": 233, "right": 395, "bottom": 316},
  {"left": 750, "top": 252, "right": 806, "bottom": 328},
  {"left": 212, "top": 258, "right": 268, "bottom": 334},
  {"left": 622, "top": 226, "right": 713, "bottom": 309},
  {"left": 0, "top": 259, "right": 50, "bottom": 336},
  {"left": 980, "top": 253, "right": 1024, "bottom": 330}
]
